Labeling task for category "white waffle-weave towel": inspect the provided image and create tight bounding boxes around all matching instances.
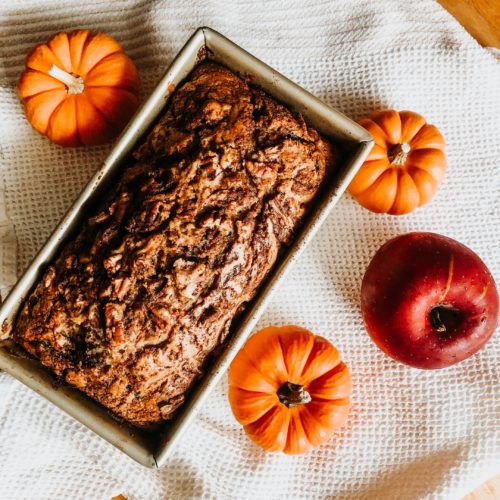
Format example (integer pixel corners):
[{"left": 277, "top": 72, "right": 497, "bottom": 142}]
[{"left": 0, "top": 1, "right": 499, "bottom": 498}]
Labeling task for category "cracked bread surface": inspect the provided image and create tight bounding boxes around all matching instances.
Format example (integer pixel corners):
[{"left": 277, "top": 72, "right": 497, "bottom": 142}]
[{"left": 14, "top": 62, "right": 335, "bottom": 428}]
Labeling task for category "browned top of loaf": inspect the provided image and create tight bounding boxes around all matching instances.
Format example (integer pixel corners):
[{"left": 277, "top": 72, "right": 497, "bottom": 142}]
[{"left": 14, "top": 62, "right": 335, "bottom": 428}]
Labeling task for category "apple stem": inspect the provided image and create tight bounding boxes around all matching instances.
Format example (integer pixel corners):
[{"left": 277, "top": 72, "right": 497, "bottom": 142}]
[
  {"left": 429, "top": 307, "right": 447, "bottom": 332},
  {"left": 277, "top": 381, "right": 312, "bottom": 408},
  {"left": 429, "top": 305, "right": 462, "bottom": 334},
  {"left": 48, "top": 65, "right": 84, "bottom": 95},
  {"left": 388, "top": 142, "right": 410, "bottom": 166}
]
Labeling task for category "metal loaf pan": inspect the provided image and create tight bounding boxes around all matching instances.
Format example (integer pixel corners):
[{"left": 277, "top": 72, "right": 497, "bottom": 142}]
[{"left": 0, "top": 27, "right": 373, "bottom": 467}]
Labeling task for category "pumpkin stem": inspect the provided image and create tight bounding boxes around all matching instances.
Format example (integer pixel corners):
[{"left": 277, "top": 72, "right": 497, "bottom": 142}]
[
  {"left": 48, "top": 65, "right": 84, "bottom": 95},
  {"left": 388, "top": 142, "right": 410, "bottom": 166},
  {"left": 277, "top": 381, "right": 312, "bottom": 408}
]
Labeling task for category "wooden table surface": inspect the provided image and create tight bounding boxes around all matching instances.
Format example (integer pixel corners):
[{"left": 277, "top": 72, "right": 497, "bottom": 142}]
[
  {"left": 437, "top": 0, "right": 500, "bottom": 48},
  {"left": 436, "top": 3, "right": 499, "bottom": 499}
]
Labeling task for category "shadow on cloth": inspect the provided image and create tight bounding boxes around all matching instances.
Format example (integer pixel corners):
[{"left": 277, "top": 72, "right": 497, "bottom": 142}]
[
  {"left": 309, "top": 206, "right": 406, "bottom": 313},
  {"left": 159, "top": 458, "right": 205, "bottom": 499},
  {"left": 327, "top": 445, "right": 466, "bottom": 499}
]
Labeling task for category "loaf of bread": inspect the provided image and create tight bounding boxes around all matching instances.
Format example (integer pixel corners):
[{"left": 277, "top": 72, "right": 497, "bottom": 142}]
[{"left": 14, "top": 62, "right": 334, "bottom": 427}]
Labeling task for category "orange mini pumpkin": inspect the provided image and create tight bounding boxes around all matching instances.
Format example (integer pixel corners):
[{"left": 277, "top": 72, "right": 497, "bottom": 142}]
[
  {"left": 228, "top": 325, "right": 351, "bottom": 454},
  {"left": 18, "top": 30, "right": 140, "bottom": 147},
  {"left": 348, "top": 109, "right": 447, "bottom": 215}
]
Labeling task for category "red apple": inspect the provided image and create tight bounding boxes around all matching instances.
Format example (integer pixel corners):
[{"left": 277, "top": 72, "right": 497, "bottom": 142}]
[{"left": 361, "top": 232, "right": 499, "bottom": 369}]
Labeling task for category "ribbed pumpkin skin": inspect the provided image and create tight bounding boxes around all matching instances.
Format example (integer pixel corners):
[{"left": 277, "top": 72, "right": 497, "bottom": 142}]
[
  {"left": 228, "top": 325, "right": 351, "bottom": 455},
  {"left": 348, "top": 109, "right": 447, "bottom": 215},
  {"left": 18, "top": 30, "right": 140, "bottom": 147}
]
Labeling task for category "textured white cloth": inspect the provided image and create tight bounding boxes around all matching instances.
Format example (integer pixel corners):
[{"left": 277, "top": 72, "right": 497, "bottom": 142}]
[
  {"left": 0, "top": 185, "right": 17, "bottom": 302},
  {"left": 0, "top": 1, "right": 499, "bottom": 498}
]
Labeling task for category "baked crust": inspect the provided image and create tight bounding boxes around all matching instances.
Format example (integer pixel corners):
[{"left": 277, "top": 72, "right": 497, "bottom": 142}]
[{"left": 14, "top": 62, "right": 335, "bottom": 427}]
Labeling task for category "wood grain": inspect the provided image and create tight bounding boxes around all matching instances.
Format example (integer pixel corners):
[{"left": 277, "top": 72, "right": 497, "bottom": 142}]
[
  {"left": 463, "top": 474, "right": 500, "bottom": 500},
  {"left": 437, "top": 0, "right": 500, "bottom": 48}
]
